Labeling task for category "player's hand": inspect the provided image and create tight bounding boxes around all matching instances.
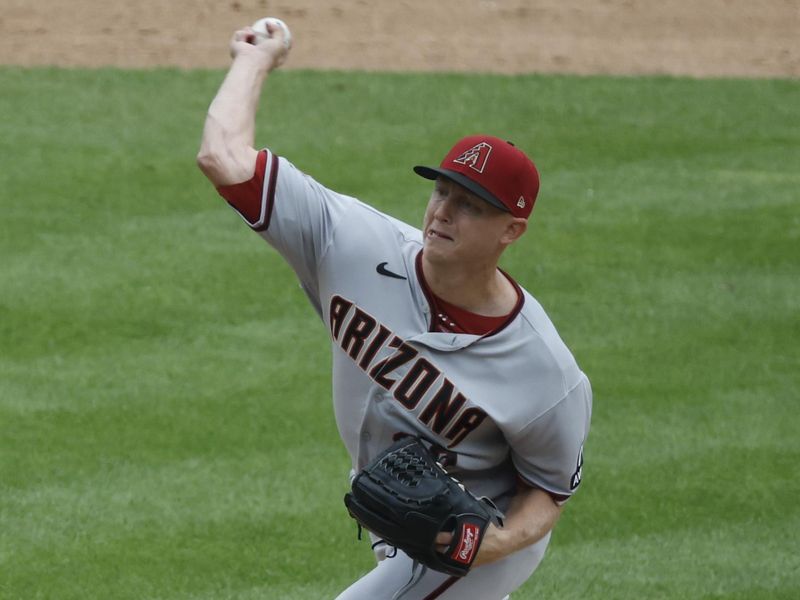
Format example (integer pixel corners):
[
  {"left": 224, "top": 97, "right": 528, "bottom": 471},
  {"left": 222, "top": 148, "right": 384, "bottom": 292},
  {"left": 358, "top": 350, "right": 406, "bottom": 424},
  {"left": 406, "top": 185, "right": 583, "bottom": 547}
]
[
  {"left": 434, "top": 531, "right": 452, "bottom": 554},
  {"left": 435, "top": 523, "right": 505, "bottom": 567},
  {"left": 229, "top": 22, "right": 291, "bottom": 71}
]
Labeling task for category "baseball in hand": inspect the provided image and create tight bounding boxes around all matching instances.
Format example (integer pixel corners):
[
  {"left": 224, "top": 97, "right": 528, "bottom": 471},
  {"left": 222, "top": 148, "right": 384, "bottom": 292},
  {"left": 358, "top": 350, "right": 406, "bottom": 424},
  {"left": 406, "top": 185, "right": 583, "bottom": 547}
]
[{"left": 252, "top": 17, "right": 292, "bottom": 48}]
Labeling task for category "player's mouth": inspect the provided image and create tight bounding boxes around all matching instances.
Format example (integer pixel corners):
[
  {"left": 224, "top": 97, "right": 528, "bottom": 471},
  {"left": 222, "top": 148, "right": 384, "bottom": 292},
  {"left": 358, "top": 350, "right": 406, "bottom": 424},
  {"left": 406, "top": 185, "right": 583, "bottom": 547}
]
[{"left": 426, "top": 228, "right": 453, "bottom": 241}]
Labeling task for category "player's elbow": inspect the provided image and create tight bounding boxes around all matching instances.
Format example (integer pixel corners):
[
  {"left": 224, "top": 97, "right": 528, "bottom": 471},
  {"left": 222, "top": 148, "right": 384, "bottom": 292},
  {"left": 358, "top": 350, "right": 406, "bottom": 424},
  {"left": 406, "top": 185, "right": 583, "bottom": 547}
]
[
  {"left": 196, "top": 148, "right": 222, "bottom": 181},
  {"left": 196, "top": 144, "right": 258, "bottom": 187},
  {"left": 196, "top": 147, "right": 248, "bottom": 188}
]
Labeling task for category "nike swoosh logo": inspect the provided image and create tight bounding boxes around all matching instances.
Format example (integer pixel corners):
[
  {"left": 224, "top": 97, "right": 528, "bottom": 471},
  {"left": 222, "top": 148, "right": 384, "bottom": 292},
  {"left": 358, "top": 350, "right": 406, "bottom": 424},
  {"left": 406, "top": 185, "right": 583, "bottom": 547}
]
[{"left": 376, "top": 262, "right": 407, "bottom": 280}]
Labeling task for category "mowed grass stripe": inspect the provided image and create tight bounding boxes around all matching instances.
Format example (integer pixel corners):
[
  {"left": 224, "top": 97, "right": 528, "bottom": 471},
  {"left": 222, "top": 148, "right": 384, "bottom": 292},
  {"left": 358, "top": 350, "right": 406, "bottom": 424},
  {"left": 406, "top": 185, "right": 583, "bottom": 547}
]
[
  {"left": 1, "top": 67, "right": 798, "bottom": 598},
  {"left": 539, "top": 517, "right": 800, "bottom": 599}
]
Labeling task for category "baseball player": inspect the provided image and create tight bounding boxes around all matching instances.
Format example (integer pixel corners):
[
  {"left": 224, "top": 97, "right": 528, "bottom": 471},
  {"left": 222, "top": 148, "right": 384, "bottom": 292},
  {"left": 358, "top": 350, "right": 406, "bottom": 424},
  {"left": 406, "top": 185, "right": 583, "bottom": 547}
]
[{"left": 197, "top": 22, "right": 592, "bottom": 600}]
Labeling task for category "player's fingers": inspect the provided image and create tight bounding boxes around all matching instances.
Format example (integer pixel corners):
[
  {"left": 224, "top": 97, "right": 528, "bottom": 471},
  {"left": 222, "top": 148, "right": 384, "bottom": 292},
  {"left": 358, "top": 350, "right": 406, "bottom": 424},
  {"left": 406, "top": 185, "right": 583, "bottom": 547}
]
[
  {"left": 265, "top": 19, "right": 292, "bottom": 49},
  {"left": 229, "top": 27, "right": 258, "bottom": 58},
  {"left": 231, "top": 27, "right": 256, "bottom": 44},
  {"left": 435, "top": 531, "right": 453, "bottom": 545},
  {"left": 435, "top": 530, "right": 454, "bottom": 554}
]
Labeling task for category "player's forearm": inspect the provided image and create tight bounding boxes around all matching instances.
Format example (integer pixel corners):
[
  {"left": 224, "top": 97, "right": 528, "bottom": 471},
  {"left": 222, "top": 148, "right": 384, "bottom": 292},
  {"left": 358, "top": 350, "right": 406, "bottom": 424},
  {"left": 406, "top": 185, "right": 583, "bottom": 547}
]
[
  {"left": 197, "top": 54, "right": 268, "bottom": 185},
  {"left": 208, "top": 54, "right": 268, "bottom": 148},
  {"left": 475, "top": 487, "right": 562, "bottom": 566}
]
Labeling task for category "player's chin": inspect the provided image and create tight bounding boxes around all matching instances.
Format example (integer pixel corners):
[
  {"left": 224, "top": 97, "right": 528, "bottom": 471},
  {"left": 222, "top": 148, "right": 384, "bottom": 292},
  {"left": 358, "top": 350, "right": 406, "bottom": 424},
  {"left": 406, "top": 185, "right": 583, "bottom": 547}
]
[{"left": 423, "top": 238, "right": 455, "bottom": 261}]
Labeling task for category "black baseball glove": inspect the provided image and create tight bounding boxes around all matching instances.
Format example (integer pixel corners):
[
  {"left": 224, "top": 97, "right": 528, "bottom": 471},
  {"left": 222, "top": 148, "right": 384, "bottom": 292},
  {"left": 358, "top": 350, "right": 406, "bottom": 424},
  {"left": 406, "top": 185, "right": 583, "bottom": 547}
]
[{"left": 344, "top": 436, "right": 503, "bottom": 577}]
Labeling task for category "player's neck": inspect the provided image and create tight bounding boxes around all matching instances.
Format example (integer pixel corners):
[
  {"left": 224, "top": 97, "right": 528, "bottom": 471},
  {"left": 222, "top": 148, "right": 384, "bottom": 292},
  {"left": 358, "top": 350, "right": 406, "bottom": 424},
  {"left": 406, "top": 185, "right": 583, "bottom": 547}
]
[{"left": 420, "top": 253, "right": 516, "bottom": 317}]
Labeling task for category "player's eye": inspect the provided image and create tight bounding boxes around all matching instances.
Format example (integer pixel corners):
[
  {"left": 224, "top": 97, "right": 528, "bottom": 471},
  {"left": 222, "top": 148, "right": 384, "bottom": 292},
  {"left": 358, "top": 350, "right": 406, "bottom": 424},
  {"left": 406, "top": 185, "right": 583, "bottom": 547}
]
[{"left": 457, "top": 197, "right": 481, "bottom": 215}]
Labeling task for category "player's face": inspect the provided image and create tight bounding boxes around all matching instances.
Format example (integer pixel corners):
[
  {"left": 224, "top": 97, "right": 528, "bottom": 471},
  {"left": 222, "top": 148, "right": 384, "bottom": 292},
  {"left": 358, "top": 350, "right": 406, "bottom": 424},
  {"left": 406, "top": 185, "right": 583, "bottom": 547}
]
[{"left": 422, "top": 178, "right": 523, "bottom": 266}]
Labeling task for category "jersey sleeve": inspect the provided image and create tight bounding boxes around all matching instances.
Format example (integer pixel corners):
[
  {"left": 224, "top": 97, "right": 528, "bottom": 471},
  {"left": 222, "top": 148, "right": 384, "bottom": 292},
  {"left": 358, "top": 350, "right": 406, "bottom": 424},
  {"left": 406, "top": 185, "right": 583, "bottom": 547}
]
[
  {"left": 509, "top": 373, "right": 592, "bottom": 504},
  {"left": 216, "top": 149, "right": 355, "bottom": 301}
]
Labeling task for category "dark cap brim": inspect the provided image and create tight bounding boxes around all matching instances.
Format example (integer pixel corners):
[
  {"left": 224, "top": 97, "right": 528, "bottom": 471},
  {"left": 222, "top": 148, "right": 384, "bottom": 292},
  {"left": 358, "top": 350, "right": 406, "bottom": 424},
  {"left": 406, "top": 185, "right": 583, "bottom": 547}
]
[{"left": 413, "top": 166, "right": 510, "bottom": 213}]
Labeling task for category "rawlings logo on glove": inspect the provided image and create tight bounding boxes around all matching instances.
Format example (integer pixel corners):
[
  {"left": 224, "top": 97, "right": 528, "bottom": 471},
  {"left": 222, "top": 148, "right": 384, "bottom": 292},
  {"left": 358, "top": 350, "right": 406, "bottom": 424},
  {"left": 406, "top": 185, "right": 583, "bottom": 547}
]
[{"left": 453, "top": 522, "right": 480, "bottom": 564}]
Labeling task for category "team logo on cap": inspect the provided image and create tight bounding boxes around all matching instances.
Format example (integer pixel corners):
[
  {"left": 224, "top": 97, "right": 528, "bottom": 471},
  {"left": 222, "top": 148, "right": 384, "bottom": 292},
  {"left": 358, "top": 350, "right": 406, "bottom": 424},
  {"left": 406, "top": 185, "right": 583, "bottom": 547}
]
[
  {"left": 517, "top": 196, "right": 526, "bottom": 209},
  {"left": 453, "top": 142, "right": 493, "bottom": 174}
]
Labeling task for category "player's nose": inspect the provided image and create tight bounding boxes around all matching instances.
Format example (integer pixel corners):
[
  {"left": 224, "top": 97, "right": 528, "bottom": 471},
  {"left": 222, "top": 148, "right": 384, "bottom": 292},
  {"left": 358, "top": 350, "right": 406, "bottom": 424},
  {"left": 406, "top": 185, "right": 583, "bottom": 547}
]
[{"left": 432, "top": 198, "right": 453, "bottom": 222}]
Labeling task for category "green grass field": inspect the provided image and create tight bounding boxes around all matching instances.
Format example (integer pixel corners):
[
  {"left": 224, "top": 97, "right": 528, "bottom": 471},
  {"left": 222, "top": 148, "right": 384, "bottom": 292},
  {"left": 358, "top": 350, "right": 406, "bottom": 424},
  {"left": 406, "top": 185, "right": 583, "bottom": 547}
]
[{"left": 1, "top": 66, "right": 798, "bottom": 599}]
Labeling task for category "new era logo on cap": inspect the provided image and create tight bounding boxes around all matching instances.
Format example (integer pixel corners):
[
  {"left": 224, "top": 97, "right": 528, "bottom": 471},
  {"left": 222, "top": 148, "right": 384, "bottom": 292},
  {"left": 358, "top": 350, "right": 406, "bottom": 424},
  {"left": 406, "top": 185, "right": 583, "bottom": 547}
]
[{"left": 413, "top": 134, "right": 540, "bottom": 219}]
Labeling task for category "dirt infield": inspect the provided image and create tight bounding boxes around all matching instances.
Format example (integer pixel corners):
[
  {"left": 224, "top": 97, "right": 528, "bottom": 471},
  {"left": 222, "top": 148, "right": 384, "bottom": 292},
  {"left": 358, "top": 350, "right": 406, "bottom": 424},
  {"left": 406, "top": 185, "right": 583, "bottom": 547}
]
[{"left": 1, "top": 0, "right": 798, "bottom": 77}]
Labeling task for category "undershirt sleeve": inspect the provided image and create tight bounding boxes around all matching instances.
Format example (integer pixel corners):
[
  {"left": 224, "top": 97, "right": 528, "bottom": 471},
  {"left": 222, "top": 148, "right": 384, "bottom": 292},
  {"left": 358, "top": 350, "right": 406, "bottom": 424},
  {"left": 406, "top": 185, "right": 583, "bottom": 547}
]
[{"left": 216, "top": 149, "right": 275, "bottom": 231}]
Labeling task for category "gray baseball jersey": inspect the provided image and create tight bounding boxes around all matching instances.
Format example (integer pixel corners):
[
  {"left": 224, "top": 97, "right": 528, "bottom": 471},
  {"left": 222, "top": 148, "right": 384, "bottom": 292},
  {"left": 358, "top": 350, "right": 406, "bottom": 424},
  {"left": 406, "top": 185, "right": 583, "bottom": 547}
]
[{"left": 217, "top": 148, "right": 592, "bottom": 597}]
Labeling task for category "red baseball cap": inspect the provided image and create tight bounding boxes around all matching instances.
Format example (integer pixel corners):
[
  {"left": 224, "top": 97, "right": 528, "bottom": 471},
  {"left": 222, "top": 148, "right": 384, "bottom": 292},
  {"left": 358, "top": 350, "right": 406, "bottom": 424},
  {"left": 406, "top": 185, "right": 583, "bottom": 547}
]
[{"left": 413, "top": 135, "right": 540, "bottom": 219}]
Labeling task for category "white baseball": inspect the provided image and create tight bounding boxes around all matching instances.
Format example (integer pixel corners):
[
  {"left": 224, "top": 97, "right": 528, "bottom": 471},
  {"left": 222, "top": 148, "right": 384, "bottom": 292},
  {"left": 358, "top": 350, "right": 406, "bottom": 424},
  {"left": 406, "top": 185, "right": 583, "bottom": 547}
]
[{"left": 252, "top": 17, "right": 292, "bottom": 49}]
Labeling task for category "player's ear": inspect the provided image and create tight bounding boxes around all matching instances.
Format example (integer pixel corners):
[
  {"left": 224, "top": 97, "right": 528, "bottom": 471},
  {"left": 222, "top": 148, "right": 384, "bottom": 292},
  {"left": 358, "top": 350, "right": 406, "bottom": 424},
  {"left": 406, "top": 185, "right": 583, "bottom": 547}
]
[{"left": 500, "top": 217, "right": 528, "bottom": 246}]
